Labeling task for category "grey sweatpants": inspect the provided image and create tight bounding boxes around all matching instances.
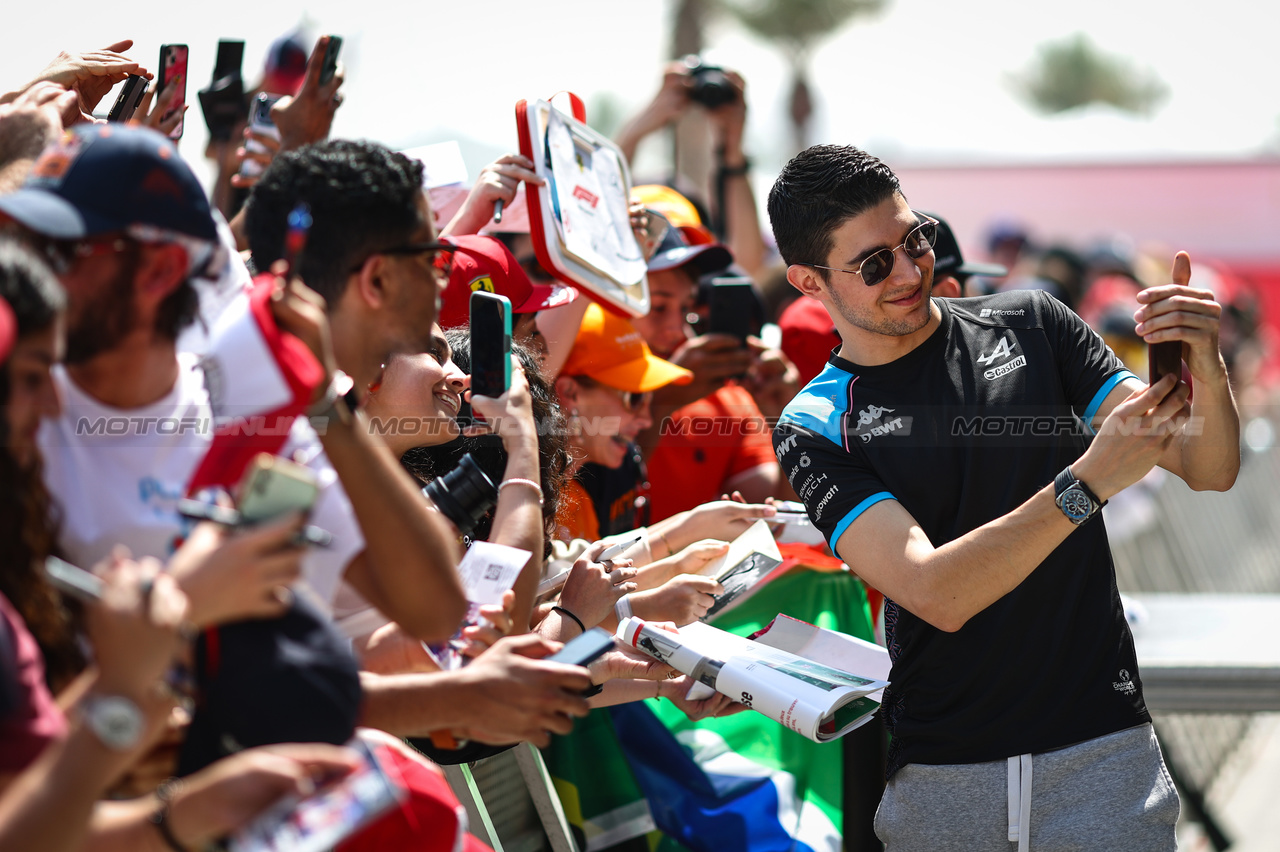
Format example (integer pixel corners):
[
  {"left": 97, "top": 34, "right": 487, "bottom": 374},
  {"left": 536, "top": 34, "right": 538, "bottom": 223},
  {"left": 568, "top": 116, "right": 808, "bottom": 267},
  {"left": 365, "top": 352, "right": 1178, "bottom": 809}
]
[{"left": 874, "top": 723, "right": 1180, "bottom": 851}]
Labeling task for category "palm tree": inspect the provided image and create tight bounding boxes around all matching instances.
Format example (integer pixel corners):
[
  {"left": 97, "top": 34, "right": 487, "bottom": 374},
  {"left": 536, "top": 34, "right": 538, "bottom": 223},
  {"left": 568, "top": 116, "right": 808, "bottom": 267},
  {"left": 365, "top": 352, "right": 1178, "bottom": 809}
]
[
  {"left": 722, "top": 0, "right": 887, "bottom": 153},
  {"left": 1013, "top": 34, "right": 1168, "bottom": 116}
]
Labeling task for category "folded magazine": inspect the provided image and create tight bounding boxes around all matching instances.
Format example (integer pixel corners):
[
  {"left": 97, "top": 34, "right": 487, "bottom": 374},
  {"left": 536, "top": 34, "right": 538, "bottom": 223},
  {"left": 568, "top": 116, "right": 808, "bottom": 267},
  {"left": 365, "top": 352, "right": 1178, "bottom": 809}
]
[{"left": 617, "top": 615, "right": 891, "bottom": 743}]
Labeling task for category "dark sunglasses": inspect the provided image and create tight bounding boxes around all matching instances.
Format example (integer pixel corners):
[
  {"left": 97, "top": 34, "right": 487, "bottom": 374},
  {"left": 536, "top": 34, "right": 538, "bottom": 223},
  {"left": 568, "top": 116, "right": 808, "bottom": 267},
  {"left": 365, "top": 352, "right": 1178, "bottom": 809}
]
[
  {"left": 348, "top": 240, "right": 457, "bottom": 275},
  {"left": 803, "top": 214, "right": 939, "bottom": 287}
]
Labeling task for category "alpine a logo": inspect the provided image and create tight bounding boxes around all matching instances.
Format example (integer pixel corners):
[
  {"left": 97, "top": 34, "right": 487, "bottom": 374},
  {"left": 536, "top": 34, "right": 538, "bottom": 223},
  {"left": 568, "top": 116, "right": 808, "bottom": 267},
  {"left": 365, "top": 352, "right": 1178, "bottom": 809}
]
[
  {"left": 979, "top": 308, "right": 1026, "bottom": 318},
  {"left": 978, "top": 336, "right": 1026, "bottom": 380},
  {"left": 977, "top": 337, "right": 1015, "bottom": 366},
  {"left": 851, "top": 404, "right": 909, "bottom": 444}
]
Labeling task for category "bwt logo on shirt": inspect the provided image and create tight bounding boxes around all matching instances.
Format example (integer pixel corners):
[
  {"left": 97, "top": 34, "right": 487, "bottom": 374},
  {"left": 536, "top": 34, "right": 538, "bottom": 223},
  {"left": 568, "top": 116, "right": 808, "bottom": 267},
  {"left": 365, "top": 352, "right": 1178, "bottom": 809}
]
[
  {"left": 851, "top": 404, "right": 911, "bottom": 444},
  {"left": 979, "top": 308, "right": 1026, "bottom": 318},
  {"left": 775, "top": 432, "right": 798, "bottom": 461}
]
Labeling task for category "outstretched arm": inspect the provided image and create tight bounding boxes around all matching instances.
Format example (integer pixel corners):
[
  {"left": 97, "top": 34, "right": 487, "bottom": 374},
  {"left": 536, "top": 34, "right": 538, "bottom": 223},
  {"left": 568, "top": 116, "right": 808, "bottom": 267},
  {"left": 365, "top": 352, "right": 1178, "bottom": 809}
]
[{"left": 839, "top": 376, "right": 1187, "bottom": 632}]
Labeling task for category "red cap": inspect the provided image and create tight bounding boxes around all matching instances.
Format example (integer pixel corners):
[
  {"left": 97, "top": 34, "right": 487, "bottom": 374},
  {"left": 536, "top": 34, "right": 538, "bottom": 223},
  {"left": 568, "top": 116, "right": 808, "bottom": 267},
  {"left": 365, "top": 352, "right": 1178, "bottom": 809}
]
[
  {"left": 437, "top": 235, "right": 578, "bottom": 329},
  {"left": 779, "top": 297, "right": 839, "bottom": 386},
  {"left": 0, "top": 296, "right": 14, "bottom": 366}
]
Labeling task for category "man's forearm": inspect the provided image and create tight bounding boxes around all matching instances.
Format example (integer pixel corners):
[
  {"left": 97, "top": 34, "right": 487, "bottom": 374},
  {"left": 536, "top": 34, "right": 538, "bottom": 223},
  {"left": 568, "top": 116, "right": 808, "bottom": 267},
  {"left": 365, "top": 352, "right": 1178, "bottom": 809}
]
[
  {"left": 1175, "top": 371, "right": 1240, "bottom": 491},
  {"left": 842, "top": 485, "right": 1077, "bottom": 633},
  {"left": 322, "top": 411, "right": 466, "bottom": 642},
  {"left": 358, "top": 671, "right": 470, "bottom": 738}
]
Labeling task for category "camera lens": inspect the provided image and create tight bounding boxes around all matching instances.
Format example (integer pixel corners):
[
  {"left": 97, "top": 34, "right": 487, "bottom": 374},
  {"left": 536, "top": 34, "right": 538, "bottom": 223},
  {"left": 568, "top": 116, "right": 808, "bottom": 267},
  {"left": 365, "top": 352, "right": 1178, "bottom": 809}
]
[
  {"left": 690, "top": 66, "right": 735, "bottom": 109},
  {"left": 423, "top": 453, "right": 498, "bottom": 537}
]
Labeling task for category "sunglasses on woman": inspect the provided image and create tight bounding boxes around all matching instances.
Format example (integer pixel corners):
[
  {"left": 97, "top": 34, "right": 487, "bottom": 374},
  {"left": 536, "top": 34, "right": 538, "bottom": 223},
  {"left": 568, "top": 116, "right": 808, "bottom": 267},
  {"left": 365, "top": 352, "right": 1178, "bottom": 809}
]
[{"left": 802, "top": 214, "right": 939, "bottom": 287}]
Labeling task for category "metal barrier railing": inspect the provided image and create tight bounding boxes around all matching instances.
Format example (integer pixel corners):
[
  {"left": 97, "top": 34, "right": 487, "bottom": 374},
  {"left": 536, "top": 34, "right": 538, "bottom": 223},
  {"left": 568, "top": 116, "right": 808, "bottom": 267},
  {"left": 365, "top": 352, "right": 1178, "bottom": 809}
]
[{"left": 1109, "top": 428, "right": 1280, "bottom": 824}]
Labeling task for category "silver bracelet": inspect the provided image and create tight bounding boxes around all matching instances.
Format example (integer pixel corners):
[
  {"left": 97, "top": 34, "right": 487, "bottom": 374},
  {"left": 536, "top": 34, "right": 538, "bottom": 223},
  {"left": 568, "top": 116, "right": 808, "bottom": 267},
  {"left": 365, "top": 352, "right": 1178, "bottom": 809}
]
[{"left": 498, "top": 478, "right": 544, "bottom": 506}]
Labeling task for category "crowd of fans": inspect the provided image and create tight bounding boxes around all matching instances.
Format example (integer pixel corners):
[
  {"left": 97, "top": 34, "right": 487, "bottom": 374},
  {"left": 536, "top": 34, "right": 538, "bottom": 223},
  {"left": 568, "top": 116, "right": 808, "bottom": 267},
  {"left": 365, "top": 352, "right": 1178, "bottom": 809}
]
[{"left": 0, "top": 30, "right": 1265, "bottom": 852}]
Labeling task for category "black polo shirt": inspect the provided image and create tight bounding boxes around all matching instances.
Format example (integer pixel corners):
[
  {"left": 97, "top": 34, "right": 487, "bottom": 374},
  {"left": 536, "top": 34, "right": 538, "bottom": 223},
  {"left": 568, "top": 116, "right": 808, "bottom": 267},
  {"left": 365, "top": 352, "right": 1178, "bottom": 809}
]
[{"left": 773, "top": 291, "right": 1149, "bottom": 776}]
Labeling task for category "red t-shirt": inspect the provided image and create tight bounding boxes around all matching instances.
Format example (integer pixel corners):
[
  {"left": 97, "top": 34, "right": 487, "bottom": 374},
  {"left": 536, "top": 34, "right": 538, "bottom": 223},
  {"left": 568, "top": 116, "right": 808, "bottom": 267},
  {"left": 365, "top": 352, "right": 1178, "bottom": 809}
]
[
  {"left": 0, "top": 592, "right": 67, "bottom": 773},
  {"left": 646, "top": 384, "right": 776, "bottom": 521}
]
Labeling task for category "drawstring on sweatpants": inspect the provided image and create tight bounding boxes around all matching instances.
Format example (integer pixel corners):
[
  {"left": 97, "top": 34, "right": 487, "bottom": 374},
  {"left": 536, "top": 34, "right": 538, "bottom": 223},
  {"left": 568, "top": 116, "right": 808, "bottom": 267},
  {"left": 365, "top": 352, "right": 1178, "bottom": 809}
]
[{"left": 1007, "top": 753, "right": 1033, "bottom": 851}]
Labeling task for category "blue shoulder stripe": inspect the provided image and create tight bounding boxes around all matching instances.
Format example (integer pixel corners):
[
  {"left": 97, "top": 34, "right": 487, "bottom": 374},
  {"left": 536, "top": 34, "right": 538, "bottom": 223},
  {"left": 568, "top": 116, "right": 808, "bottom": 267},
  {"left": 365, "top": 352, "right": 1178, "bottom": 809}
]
[
  {"left": 778, "top": 364, "right": 854, "bottom": 449},
  {"left": 830, "top": 491, "right": 895, "bottom": 549},
  {"left": 1082, "top": 369, "right": 1138, "bottom": 433}
]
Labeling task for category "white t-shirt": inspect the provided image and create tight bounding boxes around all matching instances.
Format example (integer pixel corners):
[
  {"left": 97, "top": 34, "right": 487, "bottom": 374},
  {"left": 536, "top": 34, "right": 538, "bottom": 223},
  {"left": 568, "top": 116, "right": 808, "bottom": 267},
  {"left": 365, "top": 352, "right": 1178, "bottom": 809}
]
[{"left": 38, "top": 353, "right": 365, "bottom": 609}]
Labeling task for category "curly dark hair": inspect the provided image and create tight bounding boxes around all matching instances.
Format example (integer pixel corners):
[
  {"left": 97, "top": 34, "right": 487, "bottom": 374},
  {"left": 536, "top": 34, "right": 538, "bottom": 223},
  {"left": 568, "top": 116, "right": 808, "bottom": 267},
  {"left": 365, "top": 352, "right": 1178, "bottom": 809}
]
[
  {"left": 0, "top": 240, "right": 83, "bottom": 691},
  {"left": 400, "top": 333, "right": 571, "bottom": 557},
  {"left": 243, "top": 139, "right": 426, "bottom": 307}
]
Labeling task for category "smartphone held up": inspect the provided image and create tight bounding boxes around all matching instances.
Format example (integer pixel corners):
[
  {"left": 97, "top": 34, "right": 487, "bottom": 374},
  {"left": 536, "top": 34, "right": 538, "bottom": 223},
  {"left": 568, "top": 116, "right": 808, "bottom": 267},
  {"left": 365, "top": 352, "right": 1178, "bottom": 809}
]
[{"left": 157, "top": 44, "right": 189, "bottom": 139}]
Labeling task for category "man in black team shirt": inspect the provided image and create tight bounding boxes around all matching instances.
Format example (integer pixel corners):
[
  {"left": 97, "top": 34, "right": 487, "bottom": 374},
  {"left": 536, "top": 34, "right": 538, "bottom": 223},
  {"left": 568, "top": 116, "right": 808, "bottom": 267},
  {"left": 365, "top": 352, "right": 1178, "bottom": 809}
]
[{"left": 769, "top": 146, "right": 1240, "bottom": 852}]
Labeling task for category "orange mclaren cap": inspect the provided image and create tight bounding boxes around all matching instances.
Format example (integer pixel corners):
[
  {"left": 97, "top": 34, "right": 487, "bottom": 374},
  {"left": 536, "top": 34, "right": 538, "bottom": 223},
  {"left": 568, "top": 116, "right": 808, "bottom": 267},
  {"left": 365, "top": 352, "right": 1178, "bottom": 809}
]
[{"left": 561, "top": 303, "right": 693, "bottom": 393}]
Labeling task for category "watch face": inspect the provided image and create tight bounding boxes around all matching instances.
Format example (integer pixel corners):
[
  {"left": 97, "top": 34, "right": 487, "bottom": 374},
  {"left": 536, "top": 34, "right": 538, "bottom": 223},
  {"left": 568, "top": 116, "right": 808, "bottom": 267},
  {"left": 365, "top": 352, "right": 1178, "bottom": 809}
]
[
  {"left": 1061, "top": 486, "right": 1093, "bottom": 521},
  {"left": 87, "top": 695, "right": 144, "bottom": 750}
]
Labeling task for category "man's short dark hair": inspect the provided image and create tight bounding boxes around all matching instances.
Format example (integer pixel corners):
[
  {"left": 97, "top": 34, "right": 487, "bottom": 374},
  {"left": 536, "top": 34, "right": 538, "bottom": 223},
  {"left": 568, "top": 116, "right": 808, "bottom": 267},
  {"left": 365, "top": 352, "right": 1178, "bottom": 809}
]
[
  {"left": 767, "top": 145, "right": 902, "bottom": 274},
  {"left": 244, "top": 140, "right": 426, "bottom": 306}
]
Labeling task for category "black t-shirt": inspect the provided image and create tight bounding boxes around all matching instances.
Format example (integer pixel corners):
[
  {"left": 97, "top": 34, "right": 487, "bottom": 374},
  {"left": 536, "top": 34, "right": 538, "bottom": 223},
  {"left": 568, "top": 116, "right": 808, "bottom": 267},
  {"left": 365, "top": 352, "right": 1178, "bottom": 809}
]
[
  {"left": 577, "top": 443, "right": 650, "bottom": 537},
  {"left": 773, "top": 291, "right": 1148, "bottom": 776}
]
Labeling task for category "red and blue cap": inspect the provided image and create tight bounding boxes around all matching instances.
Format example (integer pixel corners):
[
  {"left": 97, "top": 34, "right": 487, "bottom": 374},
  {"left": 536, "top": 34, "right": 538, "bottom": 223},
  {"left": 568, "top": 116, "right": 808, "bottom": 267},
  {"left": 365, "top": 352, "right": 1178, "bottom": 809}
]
[{"left": 0, "top": 124, "right": 217, "bottom": 243}]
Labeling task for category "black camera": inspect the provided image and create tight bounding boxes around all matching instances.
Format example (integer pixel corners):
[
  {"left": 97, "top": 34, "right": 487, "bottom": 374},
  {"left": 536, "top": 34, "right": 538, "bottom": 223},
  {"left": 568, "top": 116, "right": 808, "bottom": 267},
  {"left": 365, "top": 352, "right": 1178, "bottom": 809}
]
[
  {"left": 198, "top": 40, "right": 248, "bottom": 142},
  {"left": 684, "top": 56, "right": 736, "bottom": 109},
  {"left": 423, "top": 453, "right": 498, "bottom": 537}
]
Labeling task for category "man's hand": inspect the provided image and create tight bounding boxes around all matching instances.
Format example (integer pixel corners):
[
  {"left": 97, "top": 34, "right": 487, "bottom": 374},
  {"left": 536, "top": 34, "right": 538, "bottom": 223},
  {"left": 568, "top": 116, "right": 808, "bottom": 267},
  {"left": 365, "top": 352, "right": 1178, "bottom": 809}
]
[
  {"left": 442, "top": 154, "right": 543, "bottom": 237},
  {"left": 744, "top": 340, "right": 801, "bottom": 421},
  {"left": 1073, "top": 373, "right": 1189, "bottom": 501},
  {"left": 451, "top": 634, "right": 593, "bottom": 747},
  {"left": 136, "top": 75, "right": 186, "bottom": 139},
  {"left": 705, "top": 69, "right": 747, "bottom": 159},
  {"left": 1134, "top": 251, "right": 1228, "bottom": 385},
  {"left": 614, "top": 63, "right": 692, "bottom": 162},
  {"left": 659, "top": 675, "right": 746, "bottom": 721},
  {"left": 558, "top": 541, "right": 639, "bottom": 629},
  {"left": 18, "top": 40, "right": 147, "bottom": 123},
  {"left": 167, "top": 744, "right": 361, "bottom": 850},
  {"left": 630, "top": 574, "right": 723, "bottom": 626},
  {"left": 0, "top": 83, "right": 74, "bottom": 176},
  {"left": 587, "top": 643, "right": 674, "bottom": 684},
  {"left": 467, "top": 355, "right": 538, "bottom": 448},
  {"left": 638, "top": 539, "right": 728, "bottom": 589},
  {"left": 273, "top": 35, "right": 344, "bottom": 152},
  {"left": 84, "top": 551, "right": 189, "bottom": 698},
  {"left": 655, "top": 334, "right": 754, "bottom": 409},
  {"left": 166, "top": 515, "right": 308, "bottom": 626}
]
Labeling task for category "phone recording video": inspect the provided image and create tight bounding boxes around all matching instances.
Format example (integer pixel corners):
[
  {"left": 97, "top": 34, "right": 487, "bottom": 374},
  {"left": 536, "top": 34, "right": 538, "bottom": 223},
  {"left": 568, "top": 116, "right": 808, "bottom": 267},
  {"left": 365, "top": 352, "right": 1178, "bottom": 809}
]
[
  {"left": 158, "top": 44, "right": 189, "bottom": 139},
  {"left": 1148, "top": 341, "right": 1182, "bottom": 389},
  {"left": 469, "top": 291, "right": 512, "bottom": 400},
  {"left": 319, "top": 35, "right": 343, "bottom": 85},
  {"left": 107, "top": 75, "right": 148, "bottom": 123},
  {"left": 239, "top": 92, "right": 283, "bottom": 179}
]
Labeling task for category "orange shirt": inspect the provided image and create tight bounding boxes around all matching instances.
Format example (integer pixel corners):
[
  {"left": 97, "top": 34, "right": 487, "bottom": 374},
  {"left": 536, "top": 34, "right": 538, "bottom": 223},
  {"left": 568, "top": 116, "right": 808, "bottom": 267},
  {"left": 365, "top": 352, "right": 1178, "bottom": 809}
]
[{"left": 646, "top": 384, "right": 776, "bottom": 521}]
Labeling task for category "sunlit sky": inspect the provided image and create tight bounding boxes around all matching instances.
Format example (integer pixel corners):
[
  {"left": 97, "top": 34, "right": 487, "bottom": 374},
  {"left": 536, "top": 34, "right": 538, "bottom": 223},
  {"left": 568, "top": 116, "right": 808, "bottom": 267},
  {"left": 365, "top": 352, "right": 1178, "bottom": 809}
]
[{"left": 6, "top": 0, "right": 1278, "bottom": 191}]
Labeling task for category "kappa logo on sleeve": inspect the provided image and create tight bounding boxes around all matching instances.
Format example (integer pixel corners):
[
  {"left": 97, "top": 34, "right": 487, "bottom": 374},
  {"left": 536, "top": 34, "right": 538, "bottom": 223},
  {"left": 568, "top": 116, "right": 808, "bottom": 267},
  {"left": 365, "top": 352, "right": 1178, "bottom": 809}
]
[{"left": 850, "top": 404, "right": 910, "bottom": 444}]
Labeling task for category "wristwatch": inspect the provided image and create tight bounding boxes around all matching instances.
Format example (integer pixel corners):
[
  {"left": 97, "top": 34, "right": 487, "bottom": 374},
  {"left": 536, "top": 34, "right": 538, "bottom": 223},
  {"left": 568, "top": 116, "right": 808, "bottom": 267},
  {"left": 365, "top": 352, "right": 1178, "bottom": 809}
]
[
  {"left": 82, "top": 694, "right": 145, "bottom": 750},
  {"left": 1053, "top": 466, "right": 1106, "bottom": 526}
]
